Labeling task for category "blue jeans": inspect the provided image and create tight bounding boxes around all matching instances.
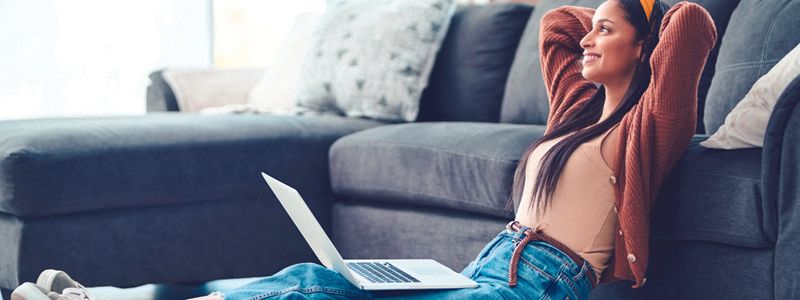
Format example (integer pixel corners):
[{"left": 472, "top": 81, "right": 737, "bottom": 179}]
[{"left": 220, "top": 228, "right": 595, "bottom": 300}]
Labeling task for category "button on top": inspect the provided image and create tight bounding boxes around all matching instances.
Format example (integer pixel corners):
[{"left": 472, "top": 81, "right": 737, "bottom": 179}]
[
  {"left": 618, "top": 230, "right": 623, "bottom": 236},
  {"left": 627, "top": 253, "right": 636, "bottom": 263},
  {"left": 613, "top": 205, "right": 618, "bottom": 213},
  {"left": 641, "top": 277, "right": 647, "bottom": 286},
  {"left": 608, "top": 175, "right": 617, "bottom": 185}
]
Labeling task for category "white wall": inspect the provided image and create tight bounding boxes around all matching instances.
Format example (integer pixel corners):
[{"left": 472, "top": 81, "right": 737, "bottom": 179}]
[
  {"left": 0, "top": 0, "right": 212, "bottom": 120},
  {"left": 213, "top": 0, "right": 326, "bottom": 68}
]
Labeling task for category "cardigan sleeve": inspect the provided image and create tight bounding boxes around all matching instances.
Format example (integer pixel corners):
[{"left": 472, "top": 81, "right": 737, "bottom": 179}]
[
  {"left": 643, "top": 2, "right": 718, "bottom": 200},
  {"left": 642, "top": 1, "right": 718, "bottom": 116},
  {"left": 539, "top": 6, "right": 599, "bottom": 132}
]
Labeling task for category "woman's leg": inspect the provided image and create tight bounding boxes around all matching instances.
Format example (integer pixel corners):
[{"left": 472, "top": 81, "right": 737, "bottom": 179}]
[
  {"left": 203, "top": 262, "right": 372, "bottom": 300},
  {"left": 198, "top": 228, "right": 594, "bottom": 300}
]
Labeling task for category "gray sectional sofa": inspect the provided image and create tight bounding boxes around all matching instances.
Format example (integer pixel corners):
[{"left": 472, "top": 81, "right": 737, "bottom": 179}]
[{"left": 2, "top": 0, "right": 800, "bottom": 299}]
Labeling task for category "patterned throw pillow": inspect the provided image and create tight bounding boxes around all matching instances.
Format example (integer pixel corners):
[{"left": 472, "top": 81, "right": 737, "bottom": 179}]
[{"left": 295, "top": 0, "right": 457, "bottom": 122}]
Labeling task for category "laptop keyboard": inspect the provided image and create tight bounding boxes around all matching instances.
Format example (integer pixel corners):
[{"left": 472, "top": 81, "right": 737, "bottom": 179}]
[{"left": 347, "top": 262, "right": 421, "bottom": 283}]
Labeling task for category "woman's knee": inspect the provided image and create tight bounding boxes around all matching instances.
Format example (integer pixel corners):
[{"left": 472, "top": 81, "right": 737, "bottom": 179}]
[{"left": 280, "top": 262, "right": 339, "bottom": 278}]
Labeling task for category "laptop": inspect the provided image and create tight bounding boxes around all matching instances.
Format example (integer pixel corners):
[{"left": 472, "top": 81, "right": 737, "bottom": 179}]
[{"left": 261, "top": 172, "right": 479, "bottom": 290}]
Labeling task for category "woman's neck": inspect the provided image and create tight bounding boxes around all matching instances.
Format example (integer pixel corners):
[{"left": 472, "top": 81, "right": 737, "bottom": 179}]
[{"left": 600, "top": 79, "right": 632, "bottom": 123}]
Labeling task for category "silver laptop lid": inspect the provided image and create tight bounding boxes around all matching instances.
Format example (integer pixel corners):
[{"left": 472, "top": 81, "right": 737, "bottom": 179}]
[{"left": 261, "top": 172, "right": 360, "bottom": 285}]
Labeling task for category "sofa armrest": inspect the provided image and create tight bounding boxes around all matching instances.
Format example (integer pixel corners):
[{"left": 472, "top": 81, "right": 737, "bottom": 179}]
[
  {"left": 762, "top": 74, "right": 800, "bottom": 299},
  {"left": 146, "top": 67, "right": 265, "bottom": 113},
  {"left": 147, "top": 70, "right": 180, "bottom": 112}
]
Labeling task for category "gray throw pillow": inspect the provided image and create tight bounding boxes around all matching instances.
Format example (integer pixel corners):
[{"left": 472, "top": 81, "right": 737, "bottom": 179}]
[{"left": 295, "top": 0, "right": 457, "bottom": 122}]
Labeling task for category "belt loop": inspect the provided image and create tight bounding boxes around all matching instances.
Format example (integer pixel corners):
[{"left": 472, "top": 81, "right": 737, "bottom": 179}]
[
  {"left": 516, "top": 226, "right": 531, "bottom": 239},
  {"left": 505, "top": 220, "right": 519, "bottom": 231}
]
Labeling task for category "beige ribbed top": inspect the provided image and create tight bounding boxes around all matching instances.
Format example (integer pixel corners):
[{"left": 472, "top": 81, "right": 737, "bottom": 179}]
[{"left": 515, "top": 124, "right": 620, "bottom": 281}]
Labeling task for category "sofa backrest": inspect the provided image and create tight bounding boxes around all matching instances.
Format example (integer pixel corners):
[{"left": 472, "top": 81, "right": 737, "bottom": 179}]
[
  {"left": 415, "top": 3, "right": 533, "bottom": 122},
  {"left": 499, "top": 0, "right": 739, "bottom": 134},
  {"left": 703, "top": 0, "right": 800, "bottom": 134},
  {"left": 501, "top": 0, "right": 604, "bottom": 126}
]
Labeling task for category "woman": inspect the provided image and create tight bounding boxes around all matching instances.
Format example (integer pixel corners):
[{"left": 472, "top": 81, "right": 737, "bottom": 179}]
[
  {"left": 187, "top": 1, "right": 717, "bottom": 298},
  {"left": 12, "top": 1, "right": 717, "bottom": 299}
]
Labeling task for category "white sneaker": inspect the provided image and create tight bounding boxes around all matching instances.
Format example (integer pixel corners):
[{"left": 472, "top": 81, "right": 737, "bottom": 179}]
[
  {"left": 10, "top": 282, "right": 61, "bottom": 300},
  {"left": 35, "top": 270, "right": 95, "bottom": 300}
]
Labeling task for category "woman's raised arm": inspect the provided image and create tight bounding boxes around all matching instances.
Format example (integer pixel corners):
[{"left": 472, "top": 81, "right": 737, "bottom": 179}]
[
  {"left": 539, "top": 6, "right": 599, "bottom": 130},
  {"left": 642, "top": 1, "right": 717, "bottom": 117},
  {"left": 642, "top": 2, "right": 717, "bottom": 184}
]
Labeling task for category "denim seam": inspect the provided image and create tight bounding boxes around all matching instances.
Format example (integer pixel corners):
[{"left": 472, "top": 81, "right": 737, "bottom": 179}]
[
  {"left": 571, "top": 261, "right": 591, "bottom": 282},
  {"left": 559, "top": 272, "right": 581, "bottom": 299},
  {"left": 487, "top": 282, "right": 514, "bottom": 300},
  {"left": 527, "top": 242, "right": 579, "bottom": 274},
  {"left": 519, "top": 256, "right": 556, "bottom": 282},
  {"left": 539, "top": 276, "right": 559, "bottom": 300},
  {"left": 473, "top": 236, "right": 508, "bottom": 277},
  {"left": 246, "top": 285, "right": 370, "bottom": 300}
]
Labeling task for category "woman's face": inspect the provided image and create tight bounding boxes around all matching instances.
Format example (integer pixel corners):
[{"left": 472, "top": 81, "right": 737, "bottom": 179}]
[{"left": 579, "top": 0, "right": 643, "bottom": 85}]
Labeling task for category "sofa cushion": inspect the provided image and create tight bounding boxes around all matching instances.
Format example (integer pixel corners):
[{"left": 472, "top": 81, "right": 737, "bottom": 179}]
[
  {"left": 704, "top": 0, "right": 800, "bottom": 134},
  {"left": 0, "top": 114, "right": 385, "bottom": 217},
  {"left": 416, "top": 3, "right": 533, "bottom": 122},
  {"left": 330, "top": 122, "right": 544, "bottom": 218},
  {"left": 500, "top": 0, "right": 603, "bottom": 125},
  {"left": 501, "top": 0, "right": 740, "bottom": 133},
  {"left": 332, "top": 124, "right": 768, "bottom": 247},
  {"left": 651, "top": 136, "right": 769, "bottom": 248}
]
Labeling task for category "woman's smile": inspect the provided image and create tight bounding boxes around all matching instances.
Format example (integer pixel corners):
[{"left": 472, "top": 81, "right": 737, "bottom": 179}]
[{"left": 582, "top": 52, "right": 601, "bottom": 65}]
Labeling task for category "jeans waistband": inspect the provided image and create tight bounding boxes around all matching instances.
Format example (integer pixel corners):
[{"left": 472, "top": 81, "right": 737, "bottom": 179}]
[{"left": 504, "top": 220, "right": 597, "bottom": 288}]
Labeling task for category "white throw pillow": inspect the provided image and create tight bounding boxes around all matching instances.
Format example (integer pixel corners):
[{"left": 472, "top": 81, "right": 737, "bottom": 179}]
[
  {"left": 701, "top": 42, "right": 800, "bottom": 149},
  {"left": 294, "top": 0, "right": 457, "bottom": 122},
  {"left": 246, "top": 13, "right": 321, "bottom": 115}
]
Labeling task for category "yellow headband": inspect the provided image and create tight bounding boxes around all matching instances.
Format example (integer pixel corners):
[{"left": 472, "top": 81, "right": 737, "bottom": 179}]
[{"left": 640, "top": 0, "right": 655, "bottom": 22}]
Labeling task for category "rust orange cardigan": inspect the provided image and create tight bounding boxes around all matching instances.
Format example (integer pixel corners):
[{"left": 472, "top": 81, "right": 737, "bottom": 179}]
[{"left": 538, "top": 2, "right": 717, "bottom": 288}]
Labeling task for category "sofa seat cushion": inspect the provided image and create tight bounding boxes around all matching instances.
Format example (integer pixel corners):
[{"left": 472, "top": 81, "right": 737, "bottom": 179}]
[
  {"left": 330, "top": 122, "right": 545, "bottom": 218},
  {"left": 651, "top": 136, "right": 769, "bottom": 248},
  {"left": 0, "top": 114, "right": 385, "bottom": 217}
]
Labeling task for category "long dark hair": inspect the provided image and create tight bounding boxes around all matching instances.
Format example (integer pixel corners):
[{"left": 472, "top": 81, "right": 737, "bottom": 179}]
[{"left": 508, "top": 0, "right": 670, "bottom": 215}]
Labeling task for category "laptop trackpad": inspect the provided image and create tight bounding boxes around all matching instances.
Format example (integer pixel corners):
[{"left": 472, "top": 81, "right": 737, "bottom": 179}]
[
  {"left": 393, "top": 259, "right": 455, "bottom": 276},
  {"left": 403, "top": 264, "right": 455, "bottom": 276}
]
